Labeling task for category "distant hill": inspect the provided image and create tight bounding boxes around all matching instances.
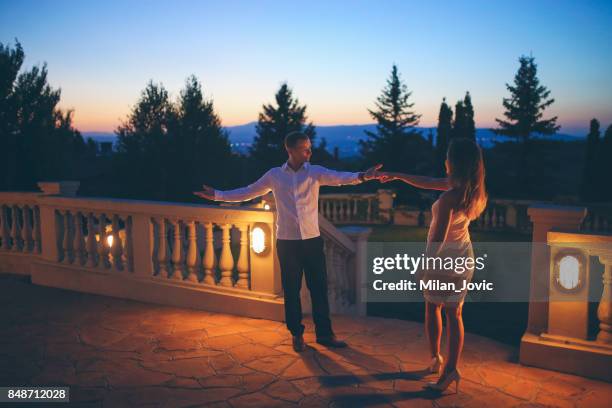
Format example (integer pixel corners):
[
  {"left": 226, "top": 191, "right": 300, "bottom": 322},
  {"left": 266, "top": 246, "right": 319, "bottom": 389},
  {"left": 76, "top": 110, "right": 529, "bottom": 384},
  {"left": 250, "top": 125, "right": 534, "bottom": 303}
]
[{"left": 83, "top": 124, "right": 583, "bottom": 157}]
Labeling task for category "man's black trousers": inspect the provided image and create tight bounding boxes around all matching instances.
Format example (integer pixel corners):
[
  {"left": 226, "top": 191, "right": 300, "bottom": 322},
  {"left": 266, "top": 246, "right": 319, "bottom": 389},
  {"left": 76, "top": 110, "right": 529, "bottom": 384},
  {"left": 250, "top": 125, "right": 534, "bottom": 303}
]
[{"left": 276, "top": 236, "right": 334, "bottom": 338}]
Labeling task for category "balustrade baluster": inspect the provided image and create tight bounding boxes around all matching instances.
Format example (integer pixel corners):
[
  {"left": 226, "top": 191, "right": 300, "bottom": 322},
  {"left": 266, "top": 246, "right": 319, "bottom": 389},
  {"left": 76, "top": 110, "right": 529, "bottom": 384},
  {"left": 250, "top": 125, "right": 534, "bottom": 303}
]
[
  {"left": 171, "top": 220, "right": 183, "bottom": 280},
  {"left": 186, "top": 220, "right": 199, "bottom": 282},
  {"left": 23, "top": 205, "right": 33, "bottom": 252},
  {"left": 219, "top": 224, "right": 234, "bottom": 286},
  {"left": 73, "top": 212, "right": 86, "bottom": 265},
  {"left": 97, "top": 213, "right": 110, "bottom": 269},
  {"left": 203, "top": 222, "right": 216, "bottom": 284},
  {"left": 61, "top": 210, "right": 72, "bottom": 263},
  {"left": 236, "top": 224, "right": 249, "bottom": 288},
  {"left": 11, "top": 206, "right": 22, "bottom": 252},
  {"left": 86, "top": 213, "right": 97, "bottom": 267},
  {"left": 1, "top": 206, "right": 9, "bottom": 250},
  {"left": 156, "top": 217, "right": 168, "bottom": 278},
  {"left": 111, "top": 214, "right": 123, "bottom": 271}
]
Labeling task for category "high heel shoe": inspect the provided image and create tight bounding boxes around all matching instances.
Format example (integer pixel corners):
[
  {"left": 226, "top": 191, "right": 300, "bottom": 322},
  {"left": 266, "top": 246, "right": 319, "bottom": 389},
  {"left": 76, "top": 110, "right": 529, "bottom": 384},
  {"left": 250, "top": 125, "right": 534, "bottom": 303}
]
[
  {"left": 425, "top": 368, "right": 461, "bottom": 393},
  {"left": 427, "top": 354, "right": 444, "bottom": 374}
]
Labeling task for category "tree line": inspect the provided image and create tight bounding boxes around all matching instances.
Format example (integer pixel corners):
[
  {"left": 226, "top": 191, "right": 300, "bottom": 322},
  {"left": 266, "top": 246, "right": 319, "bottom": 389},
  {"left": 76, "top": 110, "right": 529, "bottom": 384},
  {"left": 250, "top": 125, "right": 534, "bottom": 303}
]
[{"left": 1, "top": 39, "right": 610, "bottom": 204}]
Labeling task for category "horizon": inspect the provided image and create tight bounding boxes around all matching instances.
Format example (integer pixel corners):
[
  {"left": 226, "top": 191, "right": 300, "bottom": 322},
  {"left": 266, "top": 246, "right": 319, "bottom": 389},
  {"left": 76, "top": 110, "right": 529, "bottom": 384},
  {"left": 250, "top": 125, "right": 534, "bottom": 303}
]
[{"left": 2, "top": 0, "right": 611, "bottom": 135}]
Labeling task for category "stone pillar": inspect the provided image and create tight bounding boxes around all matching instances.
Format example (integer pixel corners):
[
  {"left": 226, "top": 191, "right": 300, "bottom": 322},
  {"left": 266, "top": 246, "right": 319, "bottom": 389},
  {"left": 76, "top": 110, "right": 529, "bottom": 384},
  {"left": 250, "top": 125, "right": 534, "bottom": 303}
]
[
  {"left": 36, "top": 182, "right": 80, "bottom": 263},
  {"left": 525, "top": 204, "right": 587, "bottom": 335},
  {"left": 377, "top": 189, "right": 395, "bottom": 223},
  {"left": 37, "top": 181, "right": 80, "bottom": 196},
  {"left": 339, "top": 226, "right": 372, "bottom": 316}
]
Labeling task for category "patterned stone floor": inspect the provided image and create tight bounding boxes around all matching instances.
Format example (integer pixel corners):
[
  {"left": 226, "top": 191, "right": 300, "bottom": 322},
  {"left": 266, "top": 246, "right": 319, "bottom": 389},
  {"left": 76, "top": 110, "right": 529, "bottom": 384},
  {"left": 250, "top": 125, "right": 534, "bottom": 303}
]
[{"left": 1, "top": 274, "right": 610, "bottom": 408}]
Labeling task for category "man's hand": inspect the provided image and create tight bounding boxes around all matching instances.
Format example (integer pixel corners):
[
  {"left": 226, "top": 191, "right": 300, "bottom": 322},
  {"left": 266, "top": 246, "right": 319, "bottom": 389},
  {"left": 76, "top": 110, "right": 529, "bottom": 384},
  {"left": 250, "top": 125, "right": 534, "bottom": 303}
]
[
  {"left": 193, "top": 185, "right": 216, "bottom": 200},
  {"left": 362, "top": 163, "right": 383, "bottom": 181},
  {"left": 378, "top": 172, "right": 398, "bottom": 183}
]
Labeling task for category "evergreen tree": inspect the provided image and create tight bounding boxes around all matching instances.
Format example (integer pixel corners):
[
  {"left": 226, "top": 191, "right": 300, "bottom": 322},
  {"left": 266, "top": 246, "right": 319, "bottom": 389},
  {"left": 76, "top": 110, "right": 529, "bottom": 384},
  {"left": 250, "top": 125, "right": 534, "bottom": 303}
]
[
  {"left": 251, "top": 83, "right": 315, "bottom": 171},
  {"left": 172, "top": 75, "right": 233, "bottom": 200},
  {"left": 494, "top": 55, "right": 559, "bottom": 196},
  {"left": 601, "top": 124, "right": 612, "bottom": 201},
  {"left": 115, "top": 81, "right": 178, "bottom": 200},
  {"left": 453, "top": 100, "right": 466, "bottom": 139},
  {"left": 463, "top": 91, "right": 476, "bottom": 139},
  {"left": 0, "top": 40, "right": 90, "bottom": 190},
  {"left": 495, "top": 55, "right": 559, "bottom": 142},
  {"left": 360, "top": 65, "right": 429, "bottom": 175},
  {"left": 581, "top": 119, "right": 600, "bottom": 201},
  {"left": 436, "top": 98, "right": 453, "bottom": 176},
  {"left": 452, "top": 92, "right": 476, "bottom": 140}
]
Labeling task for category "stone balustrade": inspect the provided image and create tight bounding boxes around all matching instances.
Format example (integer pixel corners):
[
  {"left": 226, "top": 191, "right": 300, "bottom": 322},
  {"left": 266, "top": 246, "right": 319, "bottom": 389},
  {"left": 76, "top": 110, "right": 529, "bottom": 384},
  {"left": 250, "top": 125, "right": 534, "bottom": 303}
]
[
  {"left": 520, "top": 204, "right": 612, "bottom": 382},
  {"left": 319, "top": 189, "right": 395, "bottom": 224},
  {"left": 1, "top": 181, "right": 369, "bottom": 320}
]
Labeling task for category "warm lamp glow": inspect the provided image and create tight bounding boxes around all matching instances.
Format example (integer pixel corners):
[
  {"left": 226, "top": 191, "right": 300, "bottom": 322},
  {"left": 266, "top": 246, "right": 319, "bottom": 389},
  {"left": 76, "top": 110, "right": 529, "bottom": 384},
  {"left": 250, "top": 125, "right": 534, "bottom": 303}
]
[
  {"left": 251, "top": 227, "right": 266, "bottom": 254},
  {"left": 558, "top": 255, "right": 580, "bottom": 290},
  {"left": 106, "top": 234, "right": 114, "bottom": 248},
  {"left": 264, "top": 204, "right": 270, "bottom": 210}
]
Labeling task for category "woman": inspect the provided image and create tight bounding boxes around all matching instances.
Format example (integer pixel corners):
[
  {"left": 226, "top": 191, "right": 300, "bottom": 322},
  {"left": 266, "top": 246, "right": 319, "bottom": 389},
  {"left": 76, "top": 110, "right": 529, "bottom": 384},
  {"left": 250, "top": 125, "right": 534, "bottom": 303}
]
[{"left": 379, "top": 137, "right": 487, "bottom": 393}]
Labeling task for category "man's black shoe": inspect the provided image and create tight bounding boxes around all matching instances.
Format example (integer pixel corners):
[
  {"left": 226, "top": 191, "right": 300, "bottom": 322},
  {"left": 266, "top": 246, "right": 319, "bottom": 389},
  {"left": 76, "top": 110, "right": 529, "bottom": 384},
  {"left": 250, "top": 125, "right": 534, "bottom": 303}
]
[
  {"left": 316, "top": 335, "right": 348, "bottom": 348},
  {"left": 292, "top": 335, "right": 305, "bottom": 352}
]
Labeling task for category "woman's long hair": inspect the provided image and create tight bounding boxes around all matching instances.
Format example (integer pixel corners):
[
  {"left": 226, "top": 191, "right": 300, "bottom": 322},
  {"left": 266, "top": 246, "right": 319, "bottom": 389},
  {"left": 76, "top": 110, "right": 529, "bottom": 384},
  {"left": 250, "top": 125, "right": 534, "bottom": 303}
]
[{"left": 447, "top": 138, "right": 487, "bottom": 220}]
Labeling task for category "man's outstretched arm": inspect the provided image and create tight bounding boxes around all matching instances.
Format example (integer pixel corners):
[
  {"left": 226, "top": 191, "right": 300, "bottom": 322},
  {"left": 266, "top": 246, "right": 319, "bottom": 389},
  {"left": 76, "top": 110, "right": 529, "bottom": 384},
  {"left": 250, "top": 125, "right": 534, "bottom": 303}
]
[
  {"left": 317, "top": 164, "right": 382, "bottom": 186},
  {"left": 194, "top": 170, "right": 272, "bottom": 202}
]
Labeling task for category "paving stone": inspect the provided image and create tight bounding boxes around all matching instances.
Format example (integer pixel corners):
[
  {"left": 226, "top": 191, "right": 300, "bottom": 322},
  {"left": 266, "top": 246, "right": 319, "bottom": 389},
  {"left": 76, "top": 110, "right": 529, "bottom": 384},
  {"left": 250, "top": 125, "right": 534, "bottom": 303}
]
[
  {"left": 264, "top": 379, "right": 304, "bottom": 402},
  {"left": 229, "top": 343, "right": 285, "bottom": 364},
  {"left": 244, "top": 354, "right": 297, "bottom": 376},
  {"left": 2, "top": 275, "right": 610, "bottom": 408},
  {"left": 229, "top": 391, "right": 293, "bottom": 408}
]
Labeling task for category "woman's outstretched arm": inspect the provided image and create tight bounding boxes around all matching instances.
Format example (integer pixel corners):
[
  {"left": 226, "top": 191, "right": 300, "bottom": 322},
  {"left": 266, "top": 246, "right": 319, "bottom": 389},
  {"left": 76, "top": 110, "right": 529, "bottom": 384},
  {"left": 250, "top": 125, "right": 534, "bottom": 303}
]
[{"left": 379, "top": 172, "right": 449, "bottom": 191}]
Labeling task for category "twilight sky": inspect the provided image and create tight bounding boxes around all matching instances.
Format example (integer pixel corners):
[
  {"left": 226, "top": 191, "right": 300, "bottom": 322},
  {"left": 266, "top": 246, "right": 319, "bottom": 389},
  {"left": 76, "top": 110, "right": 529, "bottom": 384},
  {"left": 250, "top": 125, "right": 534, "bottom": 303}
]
[{"left": 1, "top": 0, "right": 611, "bottom": 135}]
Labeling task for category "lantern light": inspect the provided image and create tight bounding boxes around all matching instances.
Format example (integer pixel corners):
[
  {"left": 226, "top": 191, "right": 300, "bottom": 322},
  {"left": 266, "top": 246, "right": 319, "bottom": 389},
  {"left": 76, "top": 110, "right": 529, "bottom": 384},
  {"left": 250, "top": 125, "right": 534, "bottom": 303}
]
[
  {"left": 557, "top": 255, "right": 580, "bottom": 290},
  {"left": 251, "top": 227, "right": 266, "bottom": 254}
]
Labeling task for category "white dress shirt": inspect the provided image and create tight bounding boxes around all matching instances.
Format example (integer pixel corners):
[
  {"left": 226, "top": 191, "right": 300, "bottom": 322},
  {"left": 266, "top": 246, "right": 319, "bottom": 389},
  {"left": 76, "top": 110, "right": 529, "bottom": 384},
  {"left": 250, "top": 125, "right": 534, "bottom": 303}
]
[{"left": 214, "top": 161, "right": 363, "bottom": 240}]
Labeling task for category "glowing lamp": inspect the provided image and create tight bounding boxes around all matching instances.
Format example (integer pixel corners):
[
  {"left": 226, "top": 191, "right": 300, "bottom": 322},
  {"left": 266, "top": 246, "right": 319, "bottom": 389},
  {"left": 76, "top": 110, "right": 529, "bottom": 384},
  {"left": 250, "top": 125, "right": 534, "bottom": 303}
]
[
  {"left": 264, "top": 204, "right": 270, "bottom": 210},
  {"left": 558, "top": 255, "right": 579, "bottom": 290},
  {"left": 251, "top": 226, "right": 266, "bottom": 254},
  {"left": 106, "top": 234, "right": 114, "bottom": 248},
  {"left": 553, "top": 251, "right": 585, "bottom": 292}
]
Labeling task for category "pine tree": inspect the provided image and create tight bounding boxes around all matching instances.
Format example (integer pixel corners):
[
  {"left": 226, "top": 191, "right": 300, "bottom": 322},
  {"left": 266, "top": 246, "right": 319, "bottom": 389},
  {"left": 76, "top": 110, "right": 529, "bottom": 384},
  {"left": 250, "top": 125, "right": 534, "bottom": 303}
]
[
  {"left": 116, "top": 81, "right": 178, "bottom": 200},
  {"left": 173, "top": 75, "right": 233, "bottom": 199},
  {"left": 453, "top": 100, "right": 466, "bottom": 139},
  {"left": 494, "top": 55, "right": 559, "bottom": 197},
  {"left": 601, "top": 125, "right": 612, "bottom": 201},
  {"left": 452, "top": 92, "right": 475, "bottom": 140},
  {"left": 581, "top": 119, "right": 600, "bottom": 201},
  {"left": 360, "top": 65, "right": 429, "bottom": 174},
  {"left": 436, "top": 98, "right": 453, "bottom": 176},
  {"left": 463, "top": 91, "right": 476, "bottom": 139},
  {"left": 250, "top": 83, "right": 315, "bottom": 171},
  {"left": 0, "top": 40, "right": 89, "bottom": 190},
  {"left": 495, "top": 55, "right": 559, "bottom": 142}
]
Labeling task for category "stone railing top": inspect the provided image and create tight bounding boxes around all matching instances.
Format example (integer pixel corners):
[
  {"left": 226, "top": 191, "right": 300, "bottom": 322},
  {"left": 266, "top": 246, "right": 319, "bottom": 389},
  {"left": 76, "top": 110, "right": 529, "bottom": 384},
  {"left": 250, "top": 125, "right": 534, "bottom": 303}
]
[
  {"left": 548, "top": 230, "right": 612, "bottom": 254},
  {"left": 0, "top": 191, "right": 44, "bottom": 203},
  {"left": 528, "top": 204, "right": 587, "bottom": 220},
  {"left": 319, "top": 193, "right": 377, "bottom": 200},
  {"left": 37, "top": 181, "right": 80, "bottom": 196},
  {"left": 319, "top": 214, "right": 356, "bottom": 253},
  {"left": 37, "top": 195, "right": 275, "bottom": 223}
]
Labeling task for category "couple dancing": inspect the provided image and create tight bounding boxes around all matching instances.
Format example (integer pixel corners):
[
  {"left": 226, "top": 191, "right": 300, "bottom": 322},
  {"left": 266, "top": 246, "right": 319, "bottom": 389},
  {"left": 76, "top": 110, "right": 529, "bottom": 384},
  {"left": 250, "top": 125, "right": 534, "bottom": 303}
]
[{"left": 194, "top": 131, "right": 487, "bottom": 393}]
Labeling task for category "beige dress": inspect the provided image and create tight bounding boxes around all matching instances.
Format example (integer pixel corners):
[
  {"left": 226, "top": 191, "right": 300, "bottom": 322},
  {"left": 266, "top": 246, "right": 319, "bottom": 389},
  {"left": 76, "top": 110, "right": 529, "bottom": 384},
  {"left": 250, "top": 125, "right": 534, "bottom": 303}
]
[{"left": 422, "top": 198, "right": 475, "bottom": 305}]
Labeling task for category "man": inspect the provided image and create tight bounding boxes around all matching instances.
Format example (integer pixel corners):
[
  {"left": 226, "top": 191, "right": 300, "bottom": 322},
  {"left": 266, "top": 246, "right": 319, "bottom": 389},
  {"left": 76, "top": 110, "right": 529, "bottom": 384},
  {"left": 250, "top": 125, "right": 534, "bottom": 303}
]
[{"left": 194, "top": 131, "right": 381, "bottom": 352}]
